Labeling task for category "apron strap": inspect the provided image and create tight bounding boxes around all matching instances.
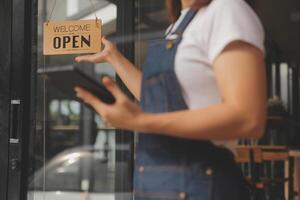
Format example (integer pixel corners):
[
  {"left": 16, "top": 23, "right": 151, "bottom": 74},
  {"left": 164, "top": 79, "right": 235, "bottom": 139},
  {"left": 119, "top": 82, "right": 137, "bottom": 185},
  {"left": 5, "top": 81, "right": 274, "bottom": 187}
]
[{"left": 173, "top": 9, "right": 198, "bottom": 36}]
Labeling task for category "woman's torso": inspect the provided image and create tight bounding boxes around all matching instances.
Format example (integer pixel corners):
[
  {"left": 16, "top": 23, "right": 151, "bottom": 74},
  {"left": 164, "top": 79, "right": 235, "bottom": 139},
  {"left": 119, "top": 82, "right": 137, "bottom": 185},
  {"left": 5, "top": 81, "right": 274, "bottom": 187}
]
[
  {"left": 167, "top": 0, "right": 265, "bottom": 152},
  {"left": 133, "top": 1, "right": 265, "bottom": 198}
]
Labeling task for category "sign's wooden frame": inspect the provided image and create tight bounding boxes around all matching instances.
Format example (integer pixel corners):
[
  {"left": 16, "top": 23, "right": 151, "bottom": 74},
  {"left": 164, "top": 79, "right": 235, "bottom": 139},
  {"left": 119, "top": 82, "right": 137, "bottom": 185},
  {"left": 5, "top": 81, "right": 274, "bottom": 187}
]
[{"left": 43, "top": 19, "right": 102, "bottom": 55}]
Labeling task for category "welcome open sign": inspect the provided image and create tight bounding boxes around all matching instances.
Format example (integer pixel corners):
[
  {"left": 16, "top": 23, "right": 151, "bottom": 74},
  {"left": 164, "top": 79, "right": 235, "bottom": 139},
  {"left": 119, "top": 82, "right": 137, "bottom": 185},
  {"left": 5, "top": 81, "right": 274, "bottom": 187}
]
[{"left": 43, "top": 19, "right": 102, "bottom": 55}]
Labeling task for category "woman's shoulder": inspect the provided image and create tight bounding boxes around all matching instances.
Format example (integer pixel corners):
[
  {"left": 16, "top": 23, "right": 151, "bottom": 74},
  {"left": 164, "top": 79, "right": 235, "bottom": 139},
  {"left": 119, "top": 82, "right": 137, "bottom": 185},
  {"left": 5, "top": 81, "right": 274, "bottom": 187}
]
[
  {"left": 197, "top": 0, "right": 263, "bottom": 33},
  {"left": 208, "top": 0, "right": 249, "bottom": 8},
  {"left": 206, "top": 0, "right": 265, "bottom": 62},
  {"left": 191, "top": 0, "right": 263, "bottom": 34},
  {"left": 205, "top": 0, "right": 256, "bottom": 17}
]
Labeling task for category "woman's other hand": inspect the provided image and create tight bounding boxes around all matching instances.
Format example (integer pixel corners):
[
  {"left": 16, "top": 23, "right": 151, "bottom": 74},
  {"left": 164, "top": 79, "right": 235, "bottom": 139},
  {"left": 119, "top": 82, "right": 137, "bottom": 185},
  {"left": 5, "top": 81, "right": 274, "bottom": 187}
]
[
  {"left": 74, "top": 76, "right": 144, "bottom": 130},
  {"left": 75, "top": 37, "right": 119, "bottom": 64}
]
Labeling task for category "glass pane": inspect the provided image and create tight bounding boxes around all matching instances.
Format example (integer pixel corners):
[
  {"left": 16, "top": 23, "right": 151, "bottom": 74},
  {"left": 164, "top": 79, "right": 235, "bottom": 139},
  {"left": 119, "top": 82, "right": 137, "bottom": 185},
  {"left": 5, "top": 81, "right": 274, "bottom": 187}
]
[
  {"left": 135, "top": 0, "right": 168, "bottom": 67},
  {"left": 27, "top": 1, "right": 131, "bottom": 199}
]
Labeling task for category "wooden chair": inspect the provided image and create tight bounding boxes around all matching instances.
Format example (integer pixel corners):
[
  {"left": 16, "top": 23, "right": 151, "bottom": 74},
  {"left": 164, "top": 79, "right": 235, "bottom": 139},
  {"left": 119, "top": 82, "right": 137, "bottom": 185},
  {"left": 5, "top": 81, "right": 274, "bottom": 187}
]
[{"left": 235, "top": 145, "right": 290, "bottom": 200}]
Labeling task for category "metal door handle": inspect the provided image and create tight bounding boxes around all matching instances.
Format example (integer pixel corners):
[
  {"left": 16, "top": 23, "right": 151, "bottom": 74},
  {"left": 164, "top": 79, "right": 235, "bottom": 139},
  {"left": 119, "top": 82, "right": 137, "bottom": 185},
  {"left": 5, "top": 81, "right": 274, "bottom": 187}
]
[{"left": 10, "top": 99, "right": 21, "bottom": 144}]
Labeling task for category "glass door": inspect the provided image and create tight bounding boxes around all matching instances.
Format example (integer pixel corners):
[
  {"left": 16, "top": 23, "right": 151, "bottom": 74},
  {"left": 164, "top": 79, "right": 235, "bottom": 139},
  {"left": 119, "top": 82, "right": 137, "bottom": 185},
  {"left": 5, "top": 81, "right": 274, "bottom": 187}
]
[{"left": 27, "top": 1, "right": 134, "bottom": 199}]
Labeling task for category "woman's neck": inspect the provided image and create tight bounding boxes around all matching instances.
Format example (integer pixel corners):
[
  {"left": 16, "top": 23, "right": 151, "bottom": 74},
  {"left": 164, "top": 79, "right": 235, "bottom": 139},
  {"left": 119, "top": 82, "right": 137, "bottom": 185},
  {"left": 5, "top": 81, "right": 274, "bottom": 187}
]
[{"left": 181, "top": 0, "right": 194, "bottom": 9}]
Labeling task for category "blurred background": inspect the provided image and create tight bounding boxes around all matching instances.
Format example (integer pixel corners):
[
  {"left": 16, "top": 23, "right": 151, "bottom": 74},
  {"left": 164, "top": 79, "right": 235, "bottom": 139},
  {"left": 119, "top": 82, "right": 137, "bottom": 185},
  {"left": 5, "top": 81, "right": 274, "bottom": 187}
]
[
  {"left": 1, "top": 0, "right": 300, "bottom": 200},
  {"left": 22, "top": 0, "right": 300, "bottom": 199}
]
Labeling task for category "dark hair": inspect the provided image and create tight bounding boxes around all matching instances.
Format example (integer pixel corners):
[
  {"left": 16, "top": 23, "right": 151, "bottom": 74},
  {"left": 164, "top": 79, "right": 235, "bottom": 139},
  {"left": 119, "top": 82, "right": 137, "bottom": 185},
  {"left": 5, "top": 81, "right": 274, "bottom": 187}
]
[
  {"left": 166, "top": 0, "right": 212, "bottom": 22},
  {"left": 166, "top": 0, "right": 256, "bottom": 22}
]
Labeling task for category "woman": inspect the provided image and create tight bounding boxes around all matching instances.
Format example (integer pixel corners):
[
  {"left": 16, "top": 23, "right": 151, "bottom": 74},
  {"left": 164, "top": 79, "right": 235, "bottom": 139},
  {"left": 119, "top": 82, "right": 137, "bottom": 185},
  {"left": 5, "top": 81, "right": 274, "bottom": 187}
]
[{"left": 75, "top": 0, "right": 266, "bottom": 199}]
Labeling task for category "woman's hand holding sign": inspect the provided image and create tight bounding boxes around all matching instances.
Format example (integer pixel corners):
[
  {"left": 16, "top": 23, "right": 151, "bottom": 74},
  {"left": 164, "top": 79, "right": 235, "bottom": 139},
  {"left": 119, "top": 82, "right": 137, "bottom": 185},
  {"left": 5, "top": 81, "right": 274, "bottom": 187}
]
[
  {"left": 75, "top": 37, "right": 119, "bottom": 64},
  {"left": 75, "top": 76, "right": 144, "bottom": 130}
]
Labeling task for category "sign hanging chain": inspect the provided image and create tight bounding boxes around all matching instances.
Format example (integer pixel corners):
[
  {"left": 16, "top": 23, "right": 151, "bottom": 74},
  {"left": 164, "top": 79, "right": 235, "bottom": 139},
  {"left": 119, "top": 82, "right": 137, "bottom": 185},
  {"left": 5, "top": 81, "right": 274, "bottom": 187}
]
[
  {"left": 46, "top": 0, "right": 99, "bottom": 25},
  {"left": 89, "top": 0, "right": 99, "bottom": 22},
  {"left": 46, "top": 0, "right": 57, "bottom": 25}
]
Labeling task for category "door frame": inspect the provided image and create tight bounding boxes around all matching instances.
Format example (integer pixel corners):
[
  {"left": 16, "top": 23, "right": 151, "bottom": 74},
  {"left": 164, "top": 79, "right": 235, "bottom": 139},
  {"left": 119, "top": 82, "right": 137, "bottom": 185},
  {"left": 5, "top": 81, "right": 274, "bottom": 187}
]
[
  {"left": 0, "top": 0, "right": 37, "bottom": 199},
  {"left": 115, "top": 0, "right": 135, "bottom": 196},
  {"left": 0, "top": 0, "right": 12, "bottom": 198}
]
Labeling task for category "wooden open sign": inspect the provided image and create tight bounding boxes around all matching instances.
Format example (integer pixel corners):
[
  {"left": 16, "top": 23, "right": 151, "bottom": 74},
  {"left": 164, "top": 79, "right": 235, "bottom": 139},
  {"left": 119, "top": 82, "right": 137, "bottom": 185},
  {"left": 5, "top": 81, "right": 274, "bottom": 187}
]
[{"left": 43, "top": 19, "right": 102, "bottom": 55}]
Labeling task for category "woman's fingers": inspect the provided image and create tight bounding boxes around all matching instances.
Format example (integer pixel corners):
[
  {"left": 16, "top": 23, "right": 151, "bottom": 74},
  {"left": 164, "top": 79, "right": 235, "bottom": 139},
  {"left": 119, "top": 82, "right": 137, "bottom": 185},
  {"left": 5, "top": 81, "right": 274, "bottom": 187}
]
[
  {"left": 102, "top": 76, "right": 126, "bottom": 100},
  {"left": 75, "top": 37, "right": 115, "bottom": 63},
  {"left": 75, "top": 54, "right": 92, "bottom": 63},
  {"left": 102, "top": 36, "right": 110, "bottom": 46},
  {"left": 75, "top": 53, "right": 102, "bottom": 63}
]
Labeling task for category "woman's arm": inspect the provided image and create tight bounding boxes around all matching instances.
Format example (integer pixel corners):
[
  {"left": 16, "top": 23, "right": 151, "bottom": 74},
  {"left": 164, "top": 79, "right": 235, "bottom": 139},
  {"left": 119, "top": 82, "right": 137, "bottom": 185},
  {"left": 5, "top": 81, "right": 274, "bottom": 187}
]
[
  {"left": 75, "top": 37, "right": 142, "bottom": 100},
  {"left": 75, "top": 41, "right": 266, "bottom": 140},
  {"left": 138, "top": 41, "right": 267, "bottom": 140}
]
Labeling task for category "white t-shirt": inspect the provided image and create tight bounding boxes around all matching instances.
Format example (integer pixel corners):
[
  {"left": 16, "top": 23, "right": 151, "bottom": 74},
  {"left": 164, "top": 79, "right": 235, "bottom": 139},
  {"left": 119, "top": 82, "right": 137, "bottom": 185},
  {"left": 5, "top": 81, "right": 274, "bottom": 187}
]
[{"left": 166, "top": 0, "right": 265, "bottom": 151}]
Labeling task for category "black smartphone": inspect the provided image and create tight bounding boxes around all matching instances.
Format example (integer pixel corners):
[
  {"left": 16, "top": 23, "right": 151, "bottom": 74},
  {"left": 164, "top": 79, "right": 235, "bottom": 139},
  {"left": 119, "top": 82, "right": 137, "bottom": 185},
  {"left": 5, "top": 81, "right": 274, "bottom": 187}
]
[{"left": 38, "top": 65, "right": 115, "bottom": 104}]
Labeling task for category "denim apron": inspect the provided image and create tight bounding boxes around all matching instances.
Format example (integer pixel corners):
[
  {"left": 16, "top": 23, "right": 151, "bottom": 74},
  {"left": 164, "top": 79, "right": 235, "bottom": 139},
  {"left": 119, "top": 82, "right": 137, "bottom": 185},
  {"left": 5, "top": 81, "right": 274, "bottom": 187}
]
[{"left": 134, "top": 9, "right": 251, "bottom": 200}]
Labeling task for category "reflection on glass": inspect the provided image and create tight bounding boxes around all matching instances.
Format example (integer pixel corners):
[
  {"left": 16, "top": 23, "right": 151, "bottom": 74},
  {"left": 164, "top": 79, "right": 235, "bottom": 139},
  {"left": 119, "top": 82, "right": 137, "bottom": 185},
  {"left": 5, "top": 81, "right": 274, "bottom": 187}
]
[
  {"left": 28, "top": 146, "right": 115, "bottom": 198},
  {"left": 28, "top": 0, "right": 119, "bottom": 199}
]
